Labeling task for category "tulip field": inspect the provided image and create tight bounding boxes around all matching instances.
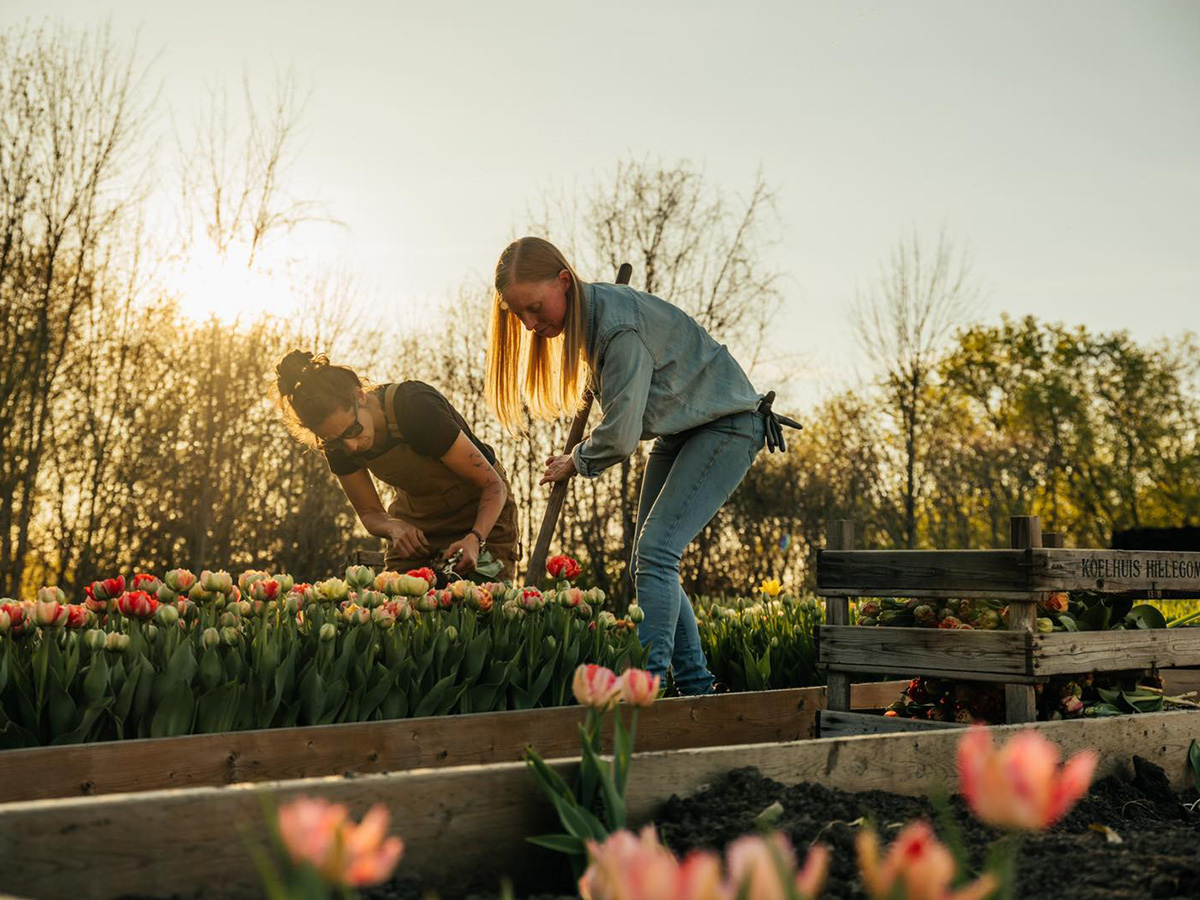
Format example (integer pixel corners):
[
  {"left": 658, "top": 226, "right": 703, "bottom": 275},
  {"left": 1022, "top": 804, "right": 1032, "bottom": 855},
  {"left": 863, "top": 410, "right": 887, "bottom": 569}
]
[{"left": 3, "top": 534, "right": 1200, "bottom": 900}]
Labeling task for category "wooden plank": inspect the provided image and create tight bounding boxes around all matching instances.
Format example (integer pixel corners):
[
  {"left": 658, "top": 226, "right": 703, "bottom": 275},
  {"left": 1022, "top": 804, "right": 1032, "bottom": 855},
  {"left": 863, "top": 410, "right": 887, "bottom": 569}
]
[
  {"left": 817, "top": 709, "right": 965, "bottom": 737},
  {"left": 824, "top": 520, "right": 855, "bottom": 712},
  {"left": 817, "top": 549, "right": 1035, "bottom": 598},
  {"left": 825, "top": 662, "right": 1046, "bottom": 684},
  {"left": 1005, "top": 515, "right": 1042, "bottom": 724},
  {"left": 2, "top": 710, "right": 1196, "bottom": 899},
  {"left": 1030, "top": 549, "right": 1200, "bottom": 594},
  {"left": 351, "top": 549, "right": 386, "bottom": 568},
  {"left": 1032, "top": 629, "right": 1200, "bottom": 675},
  {"left": 819, "top": 624, "right": 1033, "bottom": 676},
  {"left": 0, "top": 681, "right": 910, "bottom": 803}
]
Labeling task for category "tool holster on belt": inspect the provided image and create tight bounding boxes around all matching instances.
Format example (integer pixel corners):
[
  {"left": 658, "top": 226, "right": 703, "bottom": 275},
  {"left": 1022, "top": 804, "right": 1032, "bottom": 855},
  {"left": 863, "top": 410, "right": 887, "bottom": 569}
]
[{"left": 756, "top": 390, "right": 803, "bottom": 453}]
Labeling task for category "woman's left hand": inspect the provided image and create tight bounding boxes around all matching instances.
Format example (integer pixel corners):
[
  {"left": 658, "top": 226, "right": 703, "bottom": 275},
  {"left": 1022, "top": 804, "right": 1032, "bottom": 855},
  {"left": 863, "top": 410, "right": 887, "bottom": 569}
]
[
  {"left": 540, "top": 454, "right": 576, "bottom": 485},
  {"left": 444, "top": 534, "right": 480, "bottom": 573}
]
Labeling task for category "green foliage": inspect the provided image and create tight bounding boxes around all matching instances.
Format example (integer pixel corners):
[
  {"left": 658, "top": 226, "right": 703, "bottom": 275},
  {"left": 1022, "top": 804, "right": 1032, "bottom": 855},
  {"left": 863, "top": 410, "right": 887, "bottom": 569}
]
[{"left": 694, "top": 592, "right": 824, "bottom": 692}]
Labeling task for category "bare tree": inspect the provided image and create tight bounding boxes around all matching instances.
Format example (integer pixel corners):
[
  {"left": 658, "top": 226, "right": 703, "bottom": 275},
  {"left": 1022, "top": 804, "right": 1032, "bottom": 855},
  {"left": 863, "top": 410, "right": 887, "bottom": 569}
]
[{"left": 851, "top": 227, "right": 981, "bottom": 548}]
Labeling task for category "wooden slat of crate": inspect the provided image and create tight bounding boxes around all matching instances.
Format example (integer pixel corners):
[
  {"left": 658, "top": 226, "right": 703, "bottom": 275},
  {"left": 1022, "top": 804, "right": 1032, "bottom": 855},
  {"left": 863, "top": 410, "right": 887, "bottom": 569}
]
[
  {"left": 3, "top": 710, "right": 1197, "bottom": 899},
  {"left": 0, "top": 681, "right": 908, "bottom": 803},
  {"left": 1030, "top": 549, "right": 1200, "bottom": 594},
  {"left": 816, "top": 549, "right": 1035, "bottom": 598},
  {"left": 819, "top": 624, "right": 1035, "bottom": 677},
  {"left": 818, "top": 709, "right": 965, "bottom": 737},
  {"left": 1031, "top": 629, "right": 1200, "bottom": 675}
]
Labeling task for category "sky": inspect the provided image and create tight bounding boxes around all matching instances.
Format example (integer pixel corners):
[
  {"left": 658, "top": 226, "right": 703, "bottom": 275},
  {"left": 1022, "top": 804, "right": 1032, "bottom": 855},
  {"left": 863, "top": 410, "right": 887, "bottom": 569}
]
[{"left": 5, "top": 0, "right": 1199, "bottom": 408}]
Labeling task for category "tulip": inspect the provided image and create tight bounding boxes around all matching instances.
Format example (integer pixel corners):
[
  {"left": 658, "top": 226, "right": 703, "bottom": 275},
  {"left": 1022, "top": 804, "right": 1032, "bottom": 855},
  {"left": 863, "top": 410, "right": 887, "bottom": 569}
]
[
  {"left": 92, "top": 576, "right": 126, "bottom": 600},
  {"left": 1036, "top": 617, "right": 1055, "bottom": 634},
  {"left": 0, "top": 610, "right": 9, "bottom": 633},
  {"left": 578, "top": 826, "right": 684, "bottom": 900},
  {"left": 858, "top": 820, "right": 996, "bottom": 900},
  {"left": 374, "top": 571, "right": 402, "bottom": 596},
  {"left": 956, "top": 726, "right": 1097, "bottom": 831},
  {"left": 620, "top": 669, "right": 661, "bottom": 707},
  {"left": 164, "top": 569, "right": 196, "bottom": 592},
  {"left": 414, "top": 592, "right": 439, "bottom": 613},
  {"left": 188, "top": 582, "right": 219, "bottom": 605},
  {"left": 1062, "top": 695, "right": 1084, "bottom": 716},
  {"left": 726, "top": 833, "right": 829, "bottom": 900},
  {"left": 116, "top": 590, "right": 159, "bottom": 620},
  {"left": 598, "top": 611, "right": 618, "bottom": 628},
  {"left": 436, "top": 589, "right": 454, "bottom": 610},
  {"left": 449, "top": 580, "right": 475, "bottom": 601},
  {"left": 84, "top": 628, "right": 107, "bottom": 651},
  {"left": 757, "top": 578, "right": 783, "bottom": 598},
  {"left": 389, "top": 600, "right": 413, "bottom": 622},
  {"left": 319, "top": 622, "right": 337, "bottom": 642},
  {"left": 627, "top": 603, "right": 645, "bottom": 624},
  {"left": 131, "top": 573, "right": 162, "bottom": 594},
  {"left": 406, "top": 567, "right": 437, "bottom": 590},
  {"left": 250, "top": 579, "right": 282, "bottom": 603},
  {"left": 64, "top": 605, "right": 90, "bottom": 629},
  {"left": 357, "top": 589, "right": 387, "bottom": 609},
  {"left": 345, "top": 565, "right": 375, "bottom": 590},
  {"left": 36, "top": 586, "right": 66, "bottom": 605},
  {"left": 219, "top": 625, "right": 239, "bottom": 646},
  {"left": 546, "top": 554, "right": 582, "bottom": 581},
  {"left": 468, "top": 588, "right": 493, "bottom": 613},
  {"left": 574, "top": 602, "right": 592, "bottom": 620},
  {"left": 318, "top": 578, "right": 350, "bottom": 603},
  {"left": 518, "top": 587, "right": 543, "bottom": 612},
  {"left": 573, "top": 664, "right": 621, "bottom": 711},
  {"left": 276, "top": 797, "right": 404, "bottom": 888},
  {"left": 559, "top": 587, "right": 584, "bottom": 608},
  {"left": 501, "top": 600, "right": 521, "bottom": 621},
  {"left": 106, "top": 632, "right": 130, "bottom": 652},
  {"left": 371, "top": 607, "right": 396, "bottom": 629},
  {"left": 200, "top": 570, "right": 234, "bottom": 595},
  {"left": 238, "top": 569, "right": 269, "bottom": 593},
  {"left": 584, "top": 587, "right": 606, "bottom": 606},
  {"left": 32, "top": 600, "right": 69, "bottom": 628},
  {"left": 156, "top": 604, "right": 181, "bottom": 627},
  {"left": 341, "top": 603, "right": 370, "bottom": 626},
  {"left": 444, "top": 625, "right": 458, "bottom": 642},
  {"left": 1040, "top": 592, "right": 1069, "bottom": 615}
]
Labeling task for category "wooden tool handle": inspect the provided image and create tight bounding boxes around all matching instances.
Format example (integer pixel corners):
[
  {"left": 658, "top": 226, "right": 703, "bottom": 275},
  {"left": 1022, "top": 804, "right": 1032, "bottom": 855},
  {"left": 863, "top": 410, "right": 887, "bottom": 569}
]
[{"left": 525, "top": 262, "right": 632, "bottom": 586}]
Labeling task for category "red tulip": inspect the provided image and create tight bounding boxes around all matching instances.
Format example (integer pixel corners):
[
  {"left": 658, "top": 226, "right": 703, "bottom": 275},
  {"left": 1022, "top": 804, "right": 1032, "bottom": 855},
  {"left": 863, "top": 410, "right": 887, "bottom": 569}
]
[
  {"left": 64, "top": 605, "right": 90, "bottom": 629},
  {"left": 116, "top": 590, "right": 159, "bottom": 619},
  {"left": 546, "top": 554, "right": 582, "bottom": 581},
  {"left": 406, "top": 567, "right": 436, "bottom": 590},
  {"left": 32, "top": 600, "right": 69, "bottom": 628}
]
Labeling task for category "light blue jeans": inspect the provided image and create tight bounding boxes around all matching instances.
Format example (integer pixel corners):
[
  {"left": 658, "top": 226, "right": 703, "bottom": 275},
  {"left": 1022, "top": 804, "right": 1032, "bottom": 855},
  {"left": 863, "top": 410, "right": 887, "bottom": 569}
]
[{"left": 631, "top": 410, "right": 765, "bottom": 694}]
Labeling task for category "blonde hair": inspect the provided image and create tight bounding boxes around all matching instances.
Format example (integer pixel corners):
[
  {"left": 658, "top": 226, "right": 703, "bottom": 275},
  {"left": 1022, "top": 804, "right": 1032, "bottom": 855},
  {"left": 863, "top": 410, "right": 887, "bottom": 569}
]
[{"left": 486, "top": 237, "right": 590, "bottom": 431}]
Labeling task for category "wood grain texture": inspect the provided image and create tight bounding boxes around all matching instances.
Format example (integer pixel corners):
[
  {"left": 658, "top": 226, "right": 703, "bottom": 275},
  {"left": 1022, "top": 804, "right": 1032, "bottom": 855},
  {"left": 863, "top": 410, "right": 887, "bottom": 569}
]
[
  {"left": 0, "top": 682, "right": 908, "bottom": 803},
  {"left": 816, "top": 550, "right": 1035, "bottom": 598},
  {"left": 817, "top": 709, "right": 965, "bottom": 737},
  {"left": 823, "top": 520, "right": 855, "bottom": 712},
  {"left": 2, "top": 710, "right": 1196, "bottom": 899},
  {"left": 1032, "top": 630, "right": 1200, "bottom": 675},
  {"left": 1029, "top": 549, "right": 1200, "bottom": 594},
  {"left": 818, "top": 625, "right": 1033, "bottom": 676}
]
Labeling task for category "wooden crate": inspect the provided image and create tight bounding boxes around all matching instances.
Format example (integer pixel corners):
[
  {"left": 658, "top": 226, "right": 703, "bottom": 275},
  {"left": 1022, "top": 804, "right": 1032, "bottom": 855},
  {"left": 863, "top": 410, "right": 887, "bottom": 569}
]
[{"left": 816, "top": 515, "right": 1200, "bottom": 735}]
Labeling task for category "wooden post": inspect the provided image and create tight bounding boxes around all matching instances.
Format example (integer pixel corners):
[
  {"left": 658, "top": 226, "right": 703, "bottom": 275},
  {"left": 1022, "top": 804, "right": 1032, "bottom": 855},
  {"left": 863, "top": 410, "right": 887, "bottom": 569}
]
[
  {"left": 525, "top": 262, "right": 633, "bottom": 587},
  {"left": 824, "top": 520, "right": 855, "bottom": 712},
  {"left": 1005, "top": 515, "right": 1042, "bottom": 723},
  {"left": 1043, "top": 531, "right": 1064, "bottom": 549}
]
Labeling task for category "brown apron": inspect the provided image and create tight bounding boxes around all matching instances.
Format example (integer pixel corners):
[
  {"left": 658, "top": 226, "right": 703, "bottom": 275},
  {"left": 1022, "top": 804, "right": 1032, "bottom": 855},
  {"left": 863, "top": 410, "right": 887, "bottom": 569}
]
[{"left": 363, "top": 384, "right": 520, "bottom": 579}]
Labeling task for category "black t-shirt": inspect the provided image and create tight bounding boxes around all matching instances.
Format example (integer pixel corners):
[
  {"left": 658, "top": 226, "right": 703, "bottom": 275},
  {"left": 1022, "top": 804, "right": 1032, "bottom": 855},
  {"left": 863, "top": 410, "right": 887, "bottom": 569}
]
[{"left": 325, "top": 382, "right": 497, "bottom": 476}]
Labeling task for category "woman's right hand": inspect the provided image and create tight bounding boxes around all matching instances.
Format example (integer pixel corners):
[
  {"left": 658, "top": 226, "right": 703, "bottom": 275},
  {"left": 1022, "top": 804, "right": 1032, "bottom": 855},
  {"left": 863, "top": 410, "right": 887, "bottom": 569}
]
[{"left": 381, "top": 518, "right": 429, "bottom": 559}]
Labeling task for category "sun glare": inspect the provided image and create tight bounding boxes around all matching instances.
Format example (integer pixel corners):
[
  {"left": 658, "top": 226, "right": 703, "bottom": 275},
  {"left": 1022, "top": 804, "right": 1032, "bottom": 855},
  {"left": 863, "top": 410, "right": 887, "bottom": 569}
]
[{"left": 167, "top": 241, "right": 298, "bottom": 324}]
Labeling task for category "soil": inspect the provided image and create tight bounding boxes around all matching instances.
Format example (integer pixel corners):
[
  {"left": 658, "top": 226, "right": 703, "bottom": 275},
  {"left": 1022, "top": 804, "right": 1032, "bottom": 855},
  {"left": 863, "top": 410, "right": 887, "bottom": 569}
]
[
  {"left": 654, "top": 758, "right": 1200, "bottom": 900},
  {"left": 362, "top": 756, "right": 1200, "bottom": 900}
]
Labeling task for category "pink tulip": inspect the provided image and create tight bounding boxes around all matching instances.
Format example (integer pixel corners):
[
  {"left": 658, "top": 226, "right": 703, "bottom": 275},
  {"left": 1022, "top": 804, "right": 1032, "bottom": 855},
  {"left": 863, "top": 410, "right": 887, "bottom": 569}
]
[
  {"left": 64, "top": 605, "right": 90, "bottom": 629},
  {"left": 726, "top": 833, "right": 826, "bottom": 900},
  {"left": 276, "top": 797, "right": 403, "bottom": 888},
  {"left": 956, "top": 726, "right": 1098, "bottom": 831},
  {"left": 32, "top": 599, "right": 69, "bottom": 628},
  {"left": 857, "top": 821, "right": 996, "bottom": 900},
  {"left": 573, "top": 664, "right": 622, "bottom": 711},
  {"left": 579, "top": 826, "right": 692, "bottom": 900},
  {"left": 620, "top": 669, "right": 662, "bottom": 708}
]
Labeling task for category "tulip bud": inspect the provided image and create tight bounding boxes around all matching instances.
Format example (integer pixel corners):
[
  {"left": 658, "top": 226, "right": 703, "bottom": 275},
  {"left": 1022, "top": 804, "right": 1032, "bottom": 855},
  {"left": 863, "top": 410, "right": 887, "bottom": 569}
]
[
  {"left": 37, "top": 586, "right": 66, "bottom": 605},
  {"left": 32, "top": 600, "right": 68, "bottom": 628},
  {"left": 84, "top": 628, "right": 107, "bottom": 651},
  {"left": 319, "top": 622, "right": 337, "bottom": 642},
  {"left": 358, "top": 589, "right": 387, "bottom": 609},
  {"left": 65, "top": 605, "right": 90, "bottom": 628},
  {"left": 237, "top": 569, "right": 268, "bottom": 593},
  {"left": 391, "top": 600, "right": 412, "bottom": 622},
  {"left": 144, "top": 623, "right": 159, "bottom": 641},
  {"left": 574, "top": 602, "right": 592, "bottom": 620},
  {"left": 597, "top": 611, "right": 617, "bottom": 628},
  {"left": 275, "top": 573, "right": 295, "bottom": 593},
  {"left": 220, "top": 612, "right": 237, "bottom": 628},
  {"left": 201, "top": 627, "right": 221, "bottom": 650},
  {"left": 156, "top": 583, "right": 179, "bottom": 604},
  {"left": 0, "top": 610, "right": 10, "bottom": 633},
  {"left": 156, "top": 604, "right": 180, "bottom": 627},
  {"left": 131, "top": 573, "right": 162, "bottom": 595},
  {"left": 444, "top": 625, "right": 459, "bottom": 642},
  {"left": 107, "top": 632, "right": 131, "bottom": 652},
  {"left": 371, "top": 606, "right": 396, "bottom": 629},
  {"left": 543, "top": 634, "right": 557, "bottom": 653},
  {"left": 201, "top": 570, "right": 234, "bottom": 595},
  {"left": 501, "top": 600, "right": 520, "bottom": 621},
  {"left": 249, "top": 579, "right": 282, "bottom": 603},
  {"left": 584, "top": 587, "right": 606, "bottom": 606},
  {"left": 344, "top": 565, "right": 375, "bottom": 590},
  {"left": 283, "top": 594, "right": 299, "bottom": 615},
  {"left": 1036, "top": 617, "right": 1055, "bottom": 634},
  {"left": 627, "top": 603, "right": 645, "bottom": 624},
  {"left": 219, "top": 626, "right": 239, "bottom": 645},
  {"left": 165, "top": 569, "right": 197, "bottom": 593},
  {"left": 92, "top": 576, "right": 126, "bottom": 601},
  {"left": 318, "top": 578, "right": 349, "bottom": 602}
]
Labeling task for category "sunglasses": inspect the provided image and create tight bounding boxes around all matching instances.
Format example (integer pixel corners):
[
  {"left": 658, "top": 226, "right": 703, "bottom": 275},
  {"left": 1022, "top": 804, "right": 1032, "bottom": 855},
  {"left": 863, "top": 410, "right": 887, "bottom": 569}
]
[{"left": 318, "top": 397, "right": 364, "bottom": 452}]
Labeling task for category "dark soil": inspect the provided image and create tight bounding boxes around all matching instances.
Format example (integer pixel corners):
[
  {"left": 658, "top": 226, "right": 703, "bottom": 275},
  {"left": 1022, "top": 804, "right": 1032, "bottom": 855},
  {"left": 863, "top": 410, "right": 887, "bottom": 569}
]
[{"left": 655, "top": 757, "right": 1200, "bottom": 900}]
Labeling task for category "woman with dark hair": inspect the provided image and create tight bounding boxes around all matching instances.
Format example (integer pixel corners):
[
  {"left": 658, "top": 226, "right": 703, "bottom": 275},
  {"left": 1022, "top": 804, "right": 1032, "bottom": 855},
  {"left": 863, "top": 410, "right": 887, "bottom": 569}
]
[{"left": 273, "top": 350, "right": 520, "bottom": 577}]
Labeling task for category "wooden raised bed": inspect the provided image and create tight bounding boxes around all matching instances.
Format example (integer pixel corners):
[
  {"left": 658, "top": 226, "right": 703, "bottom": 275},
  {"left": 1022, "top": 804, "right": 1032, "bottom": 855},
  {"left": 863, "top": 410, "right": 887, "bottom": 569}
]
[
  {"left": 2, "top": 708, "right": 1196, "bottom": 899},
  {"left": 0, "top": 681, "right": 904, "bottom": 803},
  {"left": 816, "top": 515, "right": 1200, "bottom": 735}
]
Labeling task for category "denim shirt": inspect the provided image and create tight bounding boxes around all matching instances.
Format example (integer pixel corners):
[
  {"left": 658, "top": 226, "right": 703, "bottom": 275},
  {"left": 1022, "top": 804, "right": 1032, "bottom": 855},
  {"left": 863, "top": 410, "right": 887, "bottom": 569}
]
[{"left": 571, "top": 281, "right": 761, "bottom": 478}]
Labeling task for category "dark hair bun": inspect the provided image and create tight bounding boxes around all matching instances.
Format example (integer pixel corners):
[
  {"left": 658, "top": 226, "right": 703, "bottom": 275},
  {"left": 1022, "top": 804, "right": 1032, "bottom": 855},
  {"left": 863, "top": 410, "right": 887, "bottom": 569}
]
[{"left": 276, "top": 349, "right": 319, "bottom": 398}]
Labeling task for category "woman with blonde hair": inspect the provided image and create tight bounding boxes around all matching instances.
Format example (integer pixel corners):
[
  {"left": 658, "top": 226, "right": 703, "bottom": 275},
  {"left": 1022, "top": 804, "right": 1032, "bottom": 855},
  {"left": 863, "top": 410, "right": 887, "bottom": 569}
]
[
  {"left": 274, "top": 351, "right": 521, "bottom": 578},
  {"left": 486, "top": 237, "right": 793, "bottom": 694}
]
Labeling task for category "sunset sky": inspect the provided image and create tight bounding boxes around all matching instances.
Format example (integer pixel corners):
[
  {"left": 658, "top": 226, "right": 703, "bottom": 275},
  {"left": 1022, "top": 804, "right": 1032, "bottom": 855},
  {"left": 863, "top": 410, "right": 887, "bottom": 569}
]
[{"left": 5, "top": 1, "right": 1198, "bottom": 405}]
